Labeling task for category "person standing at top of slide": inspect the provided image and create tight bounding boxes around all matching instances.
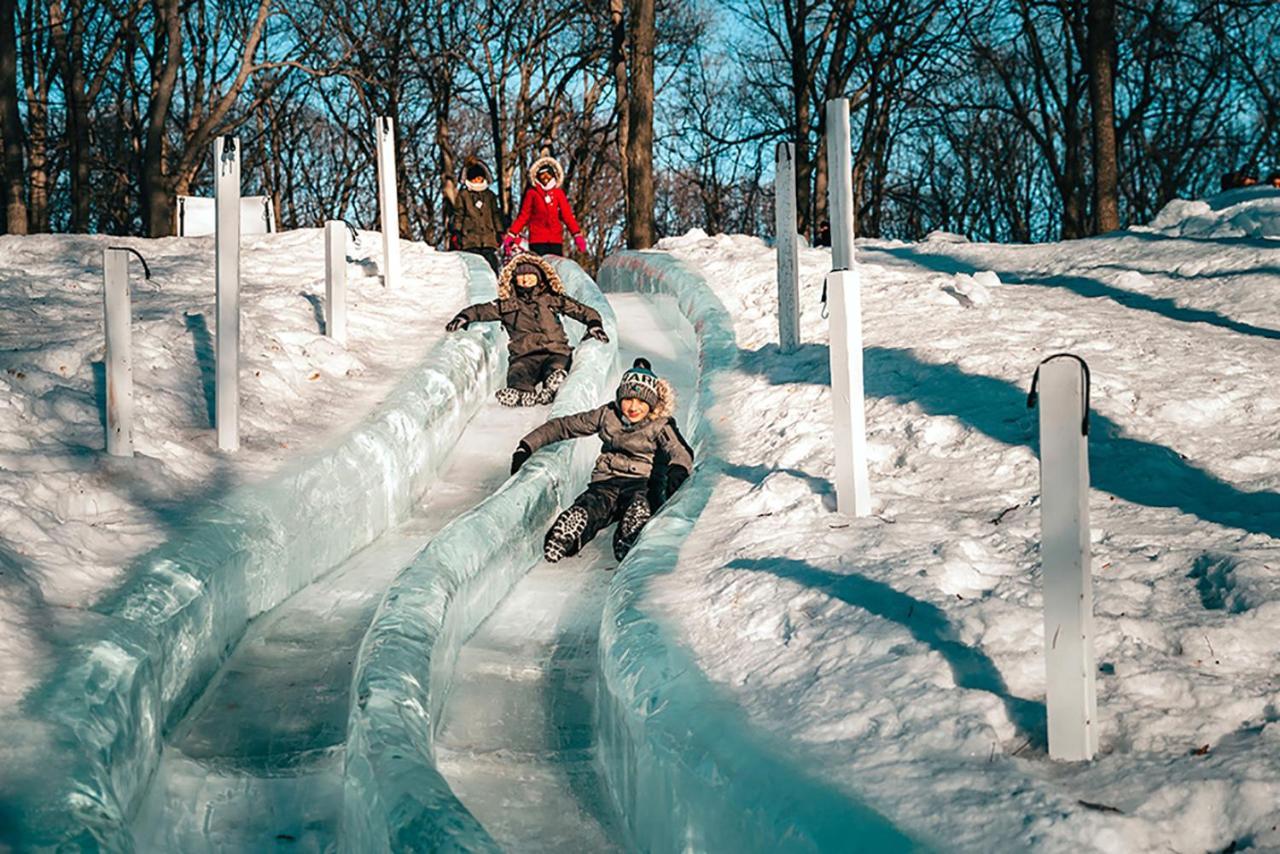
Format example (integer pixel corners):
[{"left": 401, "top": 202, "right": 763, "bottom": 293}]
[{"left": 502, "top": 155, "right": 588, "bottom": 258}]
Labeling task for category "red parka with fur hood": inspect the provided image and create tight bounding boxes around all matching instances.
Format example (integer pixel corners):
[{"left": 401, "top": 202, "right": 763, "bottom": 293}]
[{"left": 507, "top": 156, "right": 581, "bottom": 246}]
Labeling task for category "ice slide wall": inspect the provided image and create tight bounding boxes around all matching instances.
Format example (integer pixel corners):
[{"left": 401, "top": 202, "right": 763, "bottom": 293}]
[
  {"left": 594, "top": 252, "right": 916, "bottom": 853},
  {"left": 5, "top": 255, "right": 504, "bottom": 850},
  {"left": 339, "top": 258, "right": 618, "bottom": 853}
]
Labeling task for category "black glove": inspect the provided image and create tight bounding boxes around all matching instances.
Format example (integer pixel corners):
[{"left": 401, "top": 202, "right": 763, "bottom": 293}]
[
  {"left": 665, "top": 465, "right": 689, "bottom": 499},
  {"left": 511, "top": 442, "right": 532, "bottom": 475},
  {"left": 584, "top": 324, "right": 609, "bottom": 343},
  {"left": 446, "top": 315, "right": 468, "bottom": 332}
]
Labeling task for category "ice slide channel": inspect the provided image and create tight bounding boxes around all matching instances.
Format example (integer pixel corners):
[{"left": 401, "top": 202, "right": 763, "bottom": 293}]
[
  {"left": 124, "top": 257, "right": 616, "bottom": 852},
  {"left": 0, "top": 253, "right": 503, "bottom": 851}
]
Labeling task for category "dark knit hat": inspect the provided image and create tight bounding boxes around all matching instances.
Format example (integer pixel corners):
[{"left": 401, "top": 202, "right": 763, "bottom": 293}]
[
  {"left": 616, "top": 357, "right": 660, "bottom": 409},
  {"left": 512, "top": 260, "right": 544, "bottom": 287}
]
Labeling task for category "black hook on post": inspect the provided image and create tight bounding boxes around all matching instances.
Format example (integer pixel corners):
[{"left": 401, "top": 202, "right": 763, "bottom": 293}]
[
  {"left": 107, "top": 246, "right": 151, "bottom": 280},
  {"left": 1027, "top": 353, "right": 1091, "bottom": 436}
]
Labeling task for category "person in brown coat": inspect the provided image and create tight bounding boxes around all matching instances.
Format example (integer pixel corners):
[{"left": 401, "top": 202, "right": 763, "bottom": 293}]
[
  {"left": 446, "top": 253, "right": 608, "bottom": 406},
  {"left": 447, "top": 157, "right": 506, "bottom": 274},
  {"left": 510, "top": 358, "right": 694, "bottom": 562}
]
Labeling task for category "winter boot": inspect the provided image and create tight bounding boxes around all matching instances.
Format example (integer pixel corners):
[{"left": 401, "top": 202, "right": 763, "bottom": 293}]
[
  {"left": 535, "top": 369, "right": 569, "bottom": 405},
  {"left": 612, "top": 492, "right": 651, "bottom": 561},
  {"left": 544, "top": 505, "right": 589, "bottom": 563},
  {"left": 496, "top": 387, "right": 521, "bottom": 407}
]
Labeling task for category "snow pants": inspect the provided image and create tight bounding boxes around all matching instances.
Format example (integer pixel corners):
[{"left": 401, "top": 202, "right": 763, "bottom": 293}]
[
  {"left": 547, "top": 476, "right": 649, "bottom": 559},
  {"left": 506, "top": 351, "right": 570, "bottom": 392},
  {"left": 529, "top": 242, "right": 563, "bottom": 257}
]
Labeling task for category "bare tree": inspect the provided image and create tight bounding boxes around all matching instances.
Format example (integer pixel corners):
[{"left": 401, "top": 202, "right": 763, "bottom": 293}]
[
  {"left": 1086, "top": 0, "right": 1119, "bottom": 232},
  {"left": 0, "top": 0, "right": 27, "bottom": 232}
]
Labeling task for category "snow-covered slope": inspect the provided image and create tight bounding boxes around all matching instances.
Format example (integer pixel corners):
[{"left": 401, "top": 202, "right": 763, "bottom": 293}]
[{"left": 648, "top": 203, "right": 1280, "bottom": 852}]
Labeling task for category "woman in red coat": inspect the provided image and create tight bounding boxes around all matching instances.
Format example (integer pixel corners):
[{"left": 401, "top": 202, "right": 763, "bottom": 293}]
[{"left": 503, "top": 155, "right": 587, "bottom": 258}]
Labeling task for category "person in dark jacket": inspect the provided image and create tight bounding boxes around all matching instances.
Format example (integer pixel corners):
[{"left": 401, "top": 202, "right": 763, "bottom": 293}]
[
  {"left": 447, "top": 157, "right": 505, "bottom": 274},
  {"left": 445, "top": 252, "right": 608, "bottom": 406},
  {"left": 511, "top": 358, "right": 694, "bottom": 562},
  {"left": 502, "top": 155, "right": 587, "bottom": 257}
]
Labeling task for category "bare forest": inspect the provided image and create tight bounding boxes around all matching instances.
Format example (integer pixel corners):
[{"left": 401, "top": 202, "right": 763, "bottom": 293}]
[{"left": 0, "top": 0, "right": 1277, "bottom": 251}]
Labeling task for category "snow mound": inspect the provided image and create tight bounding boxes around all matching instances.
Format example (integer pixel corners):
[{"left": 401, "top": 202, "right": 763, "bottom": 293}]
[{"left": 1142, "top": 188, "right": 1280, "bottom": 239}]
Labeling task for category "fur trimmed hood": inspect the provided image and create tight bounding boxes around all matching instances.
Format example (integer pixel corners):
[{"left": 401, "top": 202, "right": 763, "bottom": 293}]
[
  {"left": 528, "top": 155, "right": 565, "bottom": 187},
  {"left": 461, "top": 155, "right": 492, "bottom": 184},
  {"left": 496, "top": 252, "right": 566, "bottom": 299},
  {"left": 646, "top": 377, "right": 676, "bottom": 421}
]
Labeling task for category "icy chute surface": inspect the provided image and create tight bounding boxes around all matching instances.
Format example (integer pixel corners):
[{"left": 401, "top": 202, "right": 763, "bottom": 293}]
[
  {"left": 595, "top": 251, "right": 921, "bottom": 853},
  {"left": 339, "top": 258, "right": 619, "bottom": 854},
  {"left": 0, "top": 255, "right": 503, "bottom": 851}
]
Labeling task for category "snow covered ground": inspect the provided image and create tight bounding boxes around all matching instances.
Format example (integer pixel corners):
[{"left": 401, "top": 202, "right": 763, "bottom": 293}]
[
  {"left": 0, "top": 229, "right": 458, "bottom": 746},
  {"left": 648, "top": 192, "right": 1280, "bottom": 852}
]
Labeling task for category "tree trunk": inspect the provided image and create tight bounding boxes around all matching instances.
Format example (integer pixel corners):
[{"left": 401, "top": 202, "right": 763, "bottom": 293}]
[
  {"left": 49, "top": 0, "right": 91, "bottom": 232},
  {"left": 610, "top": 0, "right": 629, "bottom": 208},
  {"left": 141, "top": 0, "right": 181, "bottom": 237},
  {"left": 1087, "top": 0, "right": 1119, "bottom": 233},
  {"left": 0, "top": 0, "right": 28, "bottom": 233},
  {"left": 624, "top": 0, "right": 655, "bottom": 248}
]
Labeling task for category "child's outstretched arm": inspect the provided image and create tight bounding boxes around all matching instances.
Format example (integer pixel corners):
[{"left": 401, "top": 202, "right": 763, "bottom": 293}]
[
  {"left": 553, "top": 295, "right": 608, "bottom": 342},
  {"left": 445, "top": 299, "right": 501, "bottom": 331},
  {"left": 656, "top": 420, "right": 695, "bottom": 499},
  {"left": 510, "top": 405, "right": 607, "bottom": 474}
]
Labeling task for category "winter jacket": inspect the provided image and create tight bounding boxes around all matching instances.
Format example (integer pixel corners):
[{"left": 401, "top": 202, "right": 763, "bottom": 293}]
[
  {"left": 455, "top": 186, "right": 505, "bottom": 249},
  {"left": 507, "top": 156, "right": 581, "bottom": 246},
  {"left": 452, "top": 253, "right": 603, "bottom": 359},
  {"left": 519, "top": 377, "right": 694, "bottom": 484}
]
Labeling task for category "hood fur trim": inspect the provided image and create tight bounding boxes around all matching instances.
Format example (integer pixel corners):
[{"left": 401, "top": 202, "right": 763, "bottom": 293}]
[
  {"left": 648, "top": 377, "right": 676, "bottom": 421},
  {"left": 496, "top": 252, "right": 565, "bottom": 299},
  {"left": 529, "top": 155, "right": 565, "bottom": 187},
  {"left": 461, "top": 155, "right": 492, "bottom": 183}
]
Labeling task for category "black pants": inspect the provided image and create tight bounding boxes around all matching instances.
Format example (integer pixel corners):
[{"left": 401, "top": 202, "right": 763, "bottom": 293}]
[
  {"left": 558, "top": 477, "right": 649, "bottom": 558},
  {"left": 463, "top": 247, "right": 500, "bottom": 275},
  {"left": 529, "top": 242, "right": 563, "bottom": 257},
  {"left": 506, "top": 351, "right": 570, "bottom": 391}
]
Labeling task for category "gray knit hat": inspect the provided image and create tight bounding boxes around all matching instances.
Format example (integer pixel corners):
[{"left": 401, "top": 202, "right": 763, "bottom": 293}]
[{"left": 616, "top": 357, "right": 661, "bottom": 409}]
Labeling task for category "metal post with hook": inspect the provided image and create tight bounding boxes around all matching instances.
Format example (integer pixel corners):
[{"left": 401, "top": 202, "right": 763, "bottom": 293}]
[
  {"left": 102, "top": 247, "right": 149, "bottom": 457},
  {"left": 375, "top": 117, "right": 401, "bottom": 289},
  {"left": 215, "top": 135, "right": 241, "bottom": 452},
  {"left": 325, "top": 220, "right": 348, "bottom": 344},
  {"left": 1028, "top": 353, "right": 1097, "bottom": 761}
]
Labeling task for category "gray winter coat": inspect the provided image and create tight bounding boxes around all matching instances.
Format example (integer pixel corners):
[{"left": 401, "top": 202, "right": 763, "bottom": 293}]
[
  {"left": 519, "top": 377, "right": 693, "bottom": 482},
  {"left": 454, "top": 253, "right": 604, "bottom": 359},
  {"left": 455, "top": 186, "right": 505, "bottom": 249}
]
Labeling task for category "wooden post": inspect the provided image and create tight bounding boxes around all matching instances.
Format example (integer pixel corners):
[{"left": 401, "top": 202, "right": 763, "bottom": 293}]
[
  {"left": 325, "top": 220, "right": 347, "bottom": 344},
  {"left": 826, "top": 269, "right": 871, "bottom": 516},
  {"left": 102, "top": 248, "right": 134, "bottom": 457},
  {"left": 1033, "top": 355, "right": 1097, "bottom": 761},
  {"left": 826, "top": 98, "right": 855, "bottom": 272},
  {"left": 375, "top": 116, "right": 401, "bottom": 289},
  {"left": 775, "top": 143, "right": 801, "bottom": 353},
  {"left": 215, "top": 136, "right": 241, "bottom": 452}
]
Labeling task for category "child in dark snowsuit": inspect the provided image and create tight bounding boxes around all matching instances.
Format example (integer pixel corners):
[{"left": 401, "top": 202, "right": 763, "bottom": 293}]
[
  {"left": 449, "top": 157, "right": 505, "bottom": 274},
  {"left": 503, "top": 155, "right": 587, "bottom": 258},
  {"left": 511, "top": 358, "right": 694, "bottom": 562},
  {"left": 446, "top": 252, "right": 608, "bottom": 406}
]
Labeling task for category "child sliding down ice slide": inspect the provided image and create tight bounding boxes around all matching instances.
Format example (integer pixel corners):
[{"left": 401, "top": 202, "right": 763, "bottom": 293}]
[
  {"left": 446, "top": 252, "right": 609, "bottom": 407},
  {"left": 510, "top": 358, "right": 694, "bottom": 562}
]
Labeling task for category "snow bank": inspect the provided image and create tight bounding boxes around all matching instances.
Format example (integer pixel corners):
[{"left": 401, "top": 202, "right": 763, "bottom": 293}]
[
  {"left": 0, "top": 253, "right": 504, "bottom": 850},
  {"left": 593, "top": 251, "right": 917, "bottom": 852},
  {"left": 340, "top": 259, "right": 618, "bottom": 853},
  {"left": 1141, "top": 187, "right": 1280, "bottom": 239}
]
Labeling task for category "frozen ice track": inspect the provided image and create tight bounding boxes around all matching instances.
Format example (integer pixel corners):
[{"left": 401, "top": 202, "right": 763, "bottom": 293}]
[
  {"left": 130, "top": 404, "right": 535, "bottom": 852},
  {"left": 430, "top": 293, "right": 695, "bottom": 852}
]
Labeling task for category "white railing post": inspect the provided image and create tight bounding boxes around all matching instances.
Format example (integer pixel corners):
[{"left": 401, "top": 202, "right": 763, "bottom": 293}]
[
  {"left": 775, "top": 142, "right": 801, "bottom": 353},
  {"left": 1031, "top": 354, "right": 1097, "bottom": 762},
  {"left": 215, "top": 135, "right": 241, "bottom": 452},
  {"left": 826, "top": 98, "right": 856, "bottom": 272},
  {"left": 325, "top": 219, "right": 347, "bottom": 344},
  {"left": 102, "top": 248, "right": 134, "bottom": 457},
  {"left": 825, "top": 270, "right": 871, "bottom": 516},
  {"left": 375, "top": 116, "right": 401, "bottom": 289}
]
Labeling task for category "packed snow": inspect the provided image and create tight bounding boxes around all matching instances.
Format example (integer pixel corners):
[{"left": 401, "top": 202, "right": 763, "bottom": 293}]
[
  {"left": 0, "top": 229, "right": 458, "bottom": 707},
  {"left": 646, "top": 195, "right": 1280, "bottom": 851}
]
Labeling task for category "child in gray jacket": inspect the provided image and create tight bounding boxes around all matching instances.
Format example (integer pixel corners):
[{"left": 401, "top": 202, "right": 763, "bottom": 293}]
[{"left": 511, "top": 358, "right": 694, "bottom": 562}]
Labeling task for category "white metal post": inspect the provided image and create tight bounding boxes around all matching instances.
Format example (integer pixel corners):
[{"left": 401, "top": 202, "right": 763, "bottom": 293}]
[
  {"left": 826, "top": 270, "right": 871, "bottom": 516},
  {"left": 102, "top": 249, "right": 134, "bottom": 457},
  {"left": 826, "top": 98, "right": 856, "bottom": 272},
  {"left": 325, "top": 219, "right": 347, "bottom": 344},
  {"left": 215, "top": 136, "right": 241, "bottom": 452},
  {"left": 775, "top": 142, "right": 801, "bottom": 353},
  {"left": 1036, "top": 356, "right": 1097, "bottom": 761},
  {"left": 375, "top": 116, "right": 401, "bottom": 289}
]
